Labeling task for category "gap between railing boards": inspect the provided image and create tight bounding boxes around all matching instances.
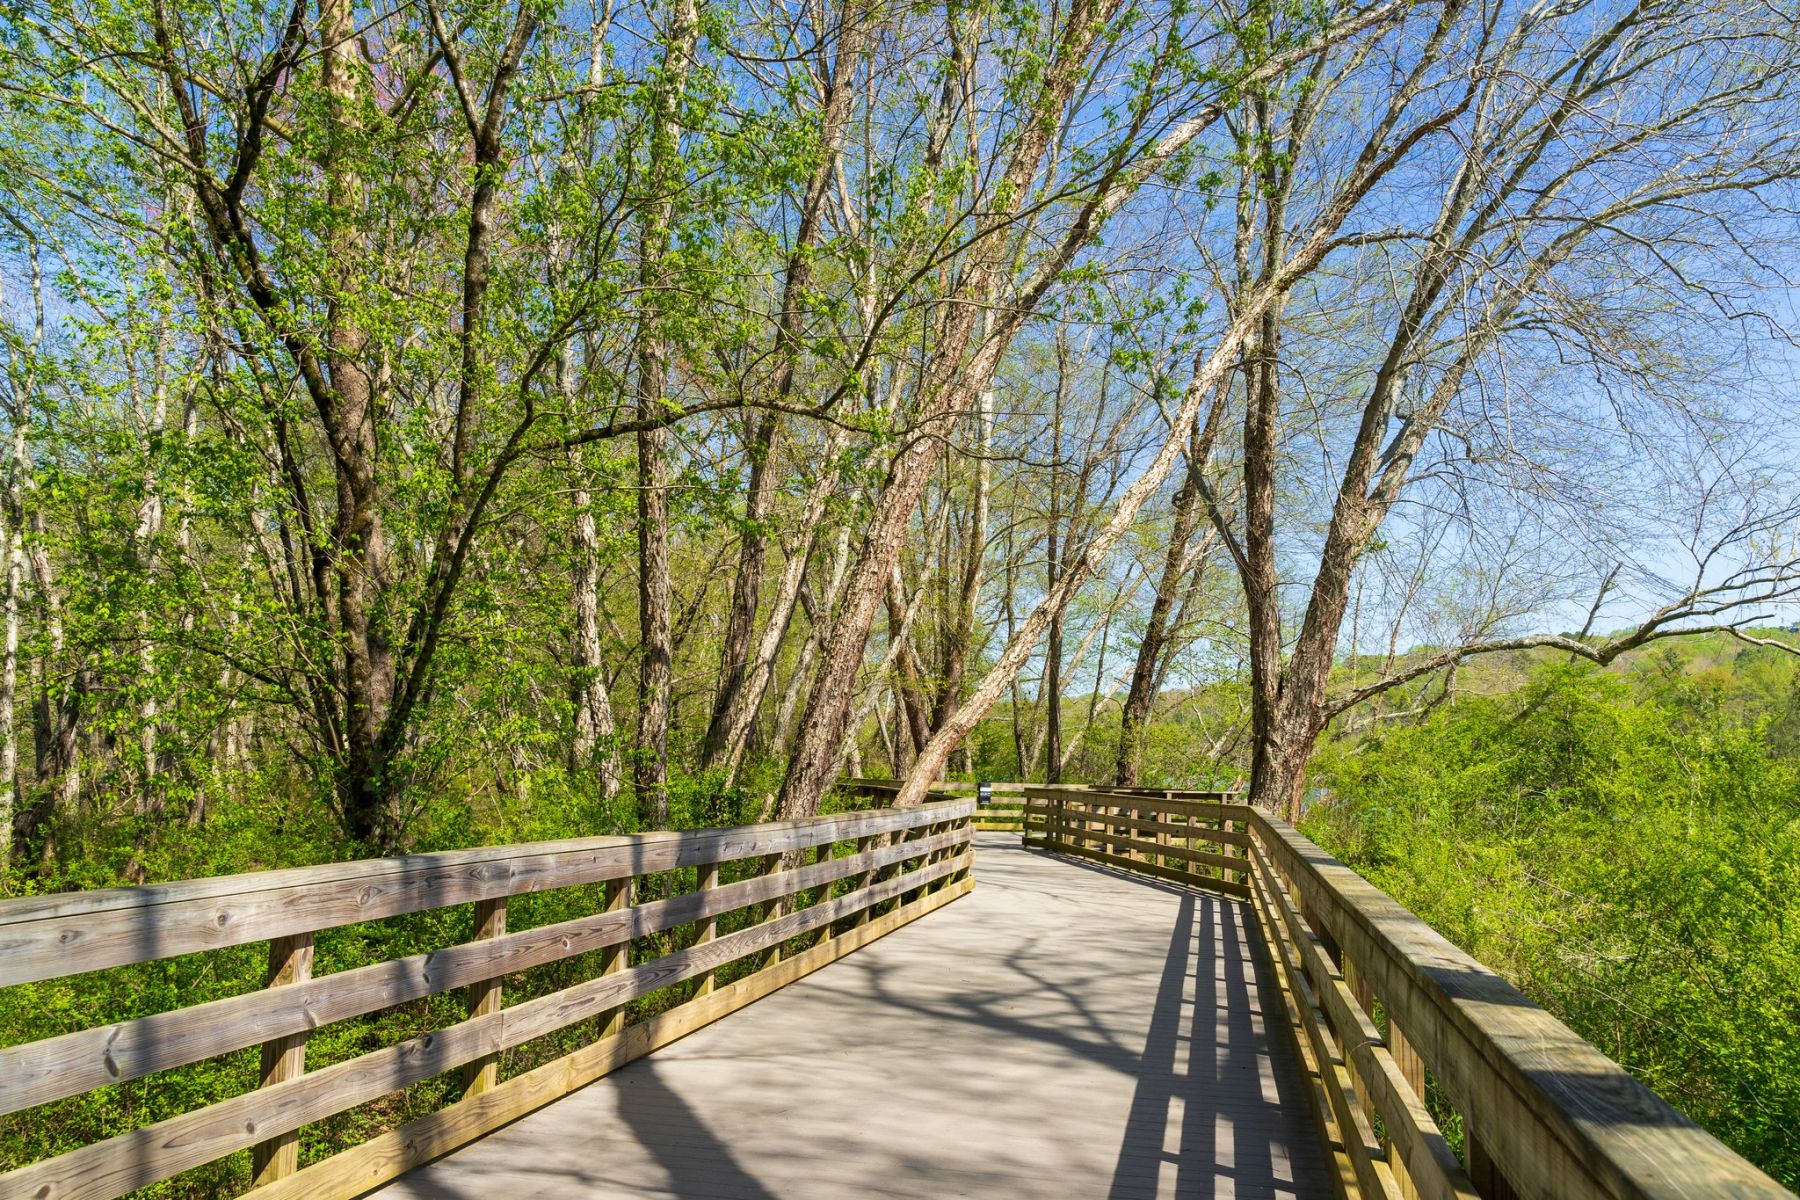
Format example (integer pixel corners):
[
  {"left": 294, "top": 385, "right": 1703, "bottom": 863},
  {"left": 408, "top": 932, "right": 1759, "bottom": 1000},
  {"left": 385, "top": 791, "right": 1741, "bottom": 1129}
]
[
  {"left": 1017, "top": 784, "right": 1794, "bottom": 1200},
  {"left": 0, "top": 795, "right": 976, "bottom": 1200}
]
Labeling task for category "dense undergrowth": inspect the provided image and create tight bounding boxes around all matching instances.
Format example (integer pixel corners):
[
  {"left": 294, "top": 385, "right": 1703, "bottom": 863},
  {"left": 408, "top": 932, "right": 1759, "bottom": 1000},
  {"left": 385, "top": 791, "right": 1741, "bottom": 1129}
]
[
  {"left": 6, "top": 652, "right": 1798, "bottom": 1193},
  {"left": 0, "top": 764, "right": 882, "bottom": 1197},
  {"left": 1302, "top": 659, "right": 1800, "bottom": 1189}
]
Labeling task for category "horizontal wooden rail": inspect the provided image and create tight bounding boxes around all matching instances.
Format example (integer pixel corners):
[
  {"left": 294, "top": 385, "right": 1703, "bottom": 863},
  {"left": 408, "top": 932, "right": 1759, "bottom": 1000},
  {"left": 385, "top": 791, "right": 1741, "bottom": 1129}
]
[
  {"left": 847, "top": 778, "right": 1035, "bottom": 830},
  {"left": 845, "top": 777, "right": 1033, "bottom": 796},
  {"left": 1245, "top": 808, "right": 1793, "bottom": 1200},
  {"left": 1021, "top": 788, "right": 1254, "bottom": 897},
  {"left": 1023, "top": 786, "right": 1793, "bottom": 1200},
  {"left": 0, "top": 797, "right": 975, "bottom": 1200},
  {"left": 0, "top": 804, "right": 953, "bottom": 988}
]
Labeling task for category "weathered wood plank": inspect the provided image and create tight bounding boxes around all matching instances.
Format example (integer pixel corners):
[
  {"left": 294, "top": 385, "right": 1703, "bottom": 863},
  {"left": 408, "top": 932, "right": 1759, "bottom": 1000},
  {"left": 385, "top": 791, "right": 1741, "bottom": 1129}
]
[
  {"left": 0, "top": 825, "right": 968, "bottom": 1117},
  {"left": 250, "top": 877, "right": 976, "bottom": 1200},
  {"left": 0, "top": 849, "right": 972, "bottom": 1200},
  {"left": 0, "top": 798, "right": 974, "bottom": 987}
]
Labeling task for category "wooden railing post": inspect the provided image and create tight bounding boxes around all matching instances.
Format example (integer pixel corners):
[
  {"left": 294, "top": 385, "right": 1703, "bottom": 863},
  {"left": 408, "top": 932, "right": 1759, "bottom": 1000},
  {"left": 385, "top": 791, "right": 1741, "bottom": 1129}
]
[
  {"left": 1229, "top": 815, "right": 1247, "bottom": 888},
  {"left": 814, "top": 839, "right": 836, "bottom": 943},
  {"left": 462, "top": 896, "right": 507, "bottom": 1097},
  {"left": 1465, "top": 1115, "right": 1519, "bottom": 1200},
  {"left": 757, "top": 852, "right": 784, "bottom": 969},
  {"left": 1390, "top": 1019, "right": 1427, "bottom": 1200},
  {"left": 923, "top": 819, "right": 950, "bottom": 894},
  {"left": 1184, "top": 807, "right": 1197, "bottom": 880},
  {"left": 898, "top": 820, "right": 928, "bottom": 905},
  {"left": 1341, "top": 956, "right": 1378, "bottom": 1128},
  {"left": 600, "top": 876, "right": 632, "bottom": 1038},
  {"left": 694, "top": 862, "right": 719, "bottom": 997},
  {"left": 854, "top": 832, "right": 877, "bottom": 926},
  {"left": 957, "top": 811, "right": 975, "bottom": 880},
  {"left": 250, "top": 931, "right": 314, "bottom": 1187}
]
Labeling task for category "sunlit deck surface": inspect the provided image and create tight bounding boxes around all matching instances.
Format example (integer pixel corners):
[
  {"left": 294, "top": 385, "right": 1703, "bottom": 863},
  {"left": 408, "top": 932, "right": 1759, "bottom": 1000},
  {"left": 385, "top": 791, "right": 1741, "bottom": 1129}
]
[{"left": 370, "top": 832, "right": 1330, "bottom": 1199}]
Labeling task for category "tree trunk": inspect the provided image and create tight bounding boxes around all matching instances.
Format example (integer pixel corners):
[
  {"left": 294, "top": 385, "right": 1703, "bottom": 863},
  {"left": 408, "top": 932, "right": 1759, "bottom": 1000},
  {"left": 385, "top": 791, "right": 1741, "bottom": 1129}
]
[
  {"left": 702, "top": 8, "right": 864, "bottom": 770},
  {"left": 775, "top": 519, "right": 850, "bottom": 748},
  {"left": 887, "top": 569, "right": 932, "bottom": 757},
  {"left": 1115, "top": 398, "right": 1222, "bottom": 786},
  {"left": 630, "top": 0, "right": 699, "bottom": 830},
  {"left": 931, "top": 343, "right": 993, "bottom": 732},
  {"left": 702, "top": 413, "right": 778, "bottom": 768},
  {"left": 634, "top": 413, "right": 672, "bottom": 829},
  {"left": 13, "top": 416, "right": 77, "bottom": 866},
  {"left": 320, "top": 0, "right": 397, "bottom": 848},
  {"left": 0, "top": 502, "right": 17, "bottom": 860},
  {"left": 568, "top": 445, "right": 621, "bottom": 800},
  {"left": 716, "top": 435, "right": 844, "bottom": 785}
]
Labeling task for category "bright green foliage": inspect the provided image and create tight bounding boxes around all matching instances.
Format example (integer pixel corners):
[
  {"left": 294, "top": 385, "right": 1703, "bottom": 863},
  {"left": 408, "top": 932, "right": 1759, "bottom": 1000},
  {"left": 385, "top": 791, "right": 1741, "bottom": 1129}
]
[{"left": 1304, "top": 661, "right": 1800, "bottom": 1189}]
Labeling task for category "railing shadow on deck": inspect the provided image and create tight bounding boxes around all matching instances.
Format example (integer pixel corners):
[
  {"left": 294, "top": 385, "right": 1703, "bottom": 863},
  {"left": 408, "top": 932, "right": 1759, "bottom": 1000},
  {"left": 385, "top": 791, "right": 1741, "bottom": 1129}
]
[
  {"left": 1105, "top": 894, "right": 1318, "bottom": 1200},
  {"left": 0, "top": 796, "right": 976, "bottom": 1200},
  {"left": 1013, "top": 784, "right": 1796, "bottom": 1200}
]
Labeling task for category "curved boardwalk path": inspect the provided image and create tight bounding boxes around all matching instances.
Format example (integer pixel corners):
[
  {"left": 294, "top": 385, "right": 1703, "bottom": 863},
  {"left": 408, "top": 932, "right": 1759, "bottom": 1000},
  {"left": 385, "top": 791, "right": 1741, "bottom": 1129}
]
[{"left": 371, "top": 833, "right": 1330, "bottom": 1200}]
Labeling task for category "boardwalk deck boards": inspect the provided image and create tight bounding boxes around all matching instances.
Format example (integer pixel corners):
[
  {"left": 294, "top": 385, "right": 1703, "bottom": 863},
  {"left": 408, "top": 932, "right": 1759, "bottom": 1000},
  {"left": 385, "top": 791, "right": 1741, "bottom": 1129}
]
[
  {"left": 368, "top": 833, "right": 1333, "bottom": 1200},
  {"left": 3, "top": 787, "right": 1790, "bottom": 1200}
]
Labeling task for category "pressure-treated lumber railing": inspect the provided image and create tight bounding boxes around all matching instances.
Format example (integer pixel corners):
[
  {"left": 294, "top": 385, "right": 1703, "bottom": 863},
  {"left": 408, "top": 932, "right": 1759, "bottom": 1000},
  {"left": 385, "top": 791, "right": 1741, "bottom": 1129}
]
[
  {"left": 847, "top": 777, "right": 1034, "bottom": 831},
  {"left": 1025, "top": 787, "right": 1793, "bottom": 1200},
  {"left": 1022, "top": 785, "right": 1251, "bottom": 896},
  {"left": 0, "top": 796, "right": 975, "bottom": 1200}
]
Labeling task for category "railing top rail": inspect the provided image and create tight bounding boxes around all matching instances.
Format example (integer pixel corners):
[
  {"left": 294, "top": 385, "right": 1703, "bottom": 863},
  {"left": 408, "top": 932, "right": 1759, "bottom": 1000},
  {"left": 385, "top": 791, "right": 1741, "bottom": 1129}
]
[
  {"left": 0, "top": 797, "right": 974, "bottom": 988},
  {"left": 844, "top": 778, "right": 1034, "bottom": 798},
  {"left": 1025, "top": 788, "right": 1254, "bottom": 819},
  {"left": 0, "top": 792, "right": 977, "bottom": 1200},
  {"left": 1248, "top": 807, "right": 1789, "bottom": 1200}
]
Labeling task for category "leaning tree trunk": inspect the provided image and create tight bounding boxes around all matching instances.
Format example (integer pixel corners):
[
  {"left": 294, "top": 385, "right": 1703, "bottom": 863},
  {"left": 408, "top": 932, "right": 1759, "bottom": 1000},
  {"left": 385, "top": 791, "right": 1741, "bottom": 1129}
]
[
  {"left": 930, "top": 341, "right": 993, "bottom": 733},
  {"left": 630, "top": 0, "right": 699, "bottom": 830},
  {"left": 1114, "top": 398, "right": 1221, "bottom": 786},
  {"left": 568, "top": 446, "right": 622, "bottom": 801},
  {"left": 702, "top": 7, "right": 864, "bottom": 771}
]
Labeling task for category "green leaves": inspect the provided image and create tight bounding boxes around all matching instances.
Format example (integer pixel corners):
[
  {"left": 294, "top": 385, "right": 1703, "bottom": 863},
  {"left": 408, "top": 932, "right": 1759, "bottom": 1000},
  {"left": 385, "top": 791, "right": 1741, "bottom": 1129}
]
[{"left": 1308, "top": 659, "right": 1800, "bottom": 1188}]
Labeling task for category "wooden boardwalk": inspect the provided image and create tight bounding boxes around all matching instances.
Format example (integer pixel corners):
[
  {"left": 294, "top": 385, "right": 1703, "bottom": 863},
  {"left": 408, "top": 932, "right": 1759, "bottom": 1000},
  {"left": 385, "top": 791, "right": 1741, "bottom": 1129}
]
[
  {"left": 370, "top": 833, "right": 1331, "bottom": 1200},
  {"left": 10, "top": 791, "right": 1788, "bottom": 1200}
]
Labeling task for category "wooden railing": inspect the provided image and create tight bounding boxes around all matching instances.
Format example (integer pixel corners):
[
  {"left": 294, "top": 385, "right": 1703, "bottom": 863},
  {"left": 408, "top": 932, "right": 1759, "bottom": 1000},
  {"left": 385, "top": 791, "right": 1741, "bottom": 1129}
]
[
  {"left": 1022, "top": 785, "right": 1251, "bottom": 896},
  {"left": 845, "top": 777, "right": 1031, "bottom": 830},
  {"left": 1026, "top": 787, "right": 1793, "bottom": 1200},
  {"left": 0, "top": 797, "right": 975, "bottom": 1200}
]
